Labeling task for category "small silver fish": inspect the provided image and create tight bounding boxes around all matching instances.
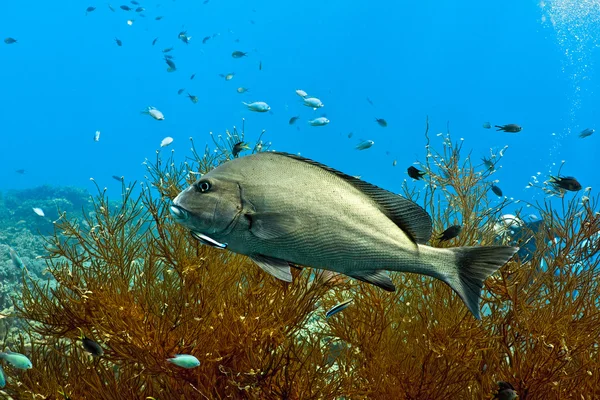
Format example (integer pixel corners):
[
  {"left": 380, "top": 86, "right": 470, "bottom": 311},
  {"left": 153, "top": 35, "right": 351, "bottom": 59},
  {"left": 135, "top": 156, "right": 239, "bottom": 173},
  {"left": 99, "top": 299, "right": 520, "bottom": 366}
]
[
  {"left": 94, "top": 130, "right": 101, "bottom": 142},
  {"left": 303, "top": 97, "right": 324, "bottom": 109},
  {"left": 32, "top": 207, "right": 45, "bottom": 217},
  {"left": 142, "top": 106, "right": 165, "bottom": 120},
  {"left": 325, "top": 299, "right": 353, "bottom": 318},
  {"left": 243, "top": 101, "right": 270, "bottom": 112},
  {"left": 160, "top": 137, "right": 174, "bottom": 147},
  {"left": 308, "top": 117, "right": 329, "bottom": 126}
]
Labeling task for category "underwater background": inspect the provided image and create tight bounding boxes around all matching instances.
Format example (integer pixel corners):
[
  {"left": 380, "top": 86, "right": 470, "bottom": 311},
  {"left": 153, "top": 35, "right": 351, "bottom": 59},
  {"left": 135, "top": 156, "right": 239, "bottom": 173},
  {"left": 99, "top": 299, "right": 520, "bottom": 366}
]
[{"left": 1, "top": 0, "right": 600, "bottom": 399}]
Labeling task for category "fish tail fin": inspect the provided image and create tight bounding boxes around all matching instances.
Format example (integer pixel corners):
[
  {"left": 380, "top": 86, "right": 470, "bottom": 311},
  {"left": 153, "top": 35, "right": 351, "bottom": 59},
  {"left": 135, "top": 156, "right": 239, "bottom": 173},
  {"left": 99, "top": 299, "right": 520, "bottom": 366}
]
[{"left": 444, "top": 246, "right": 518, "bottom": 319}]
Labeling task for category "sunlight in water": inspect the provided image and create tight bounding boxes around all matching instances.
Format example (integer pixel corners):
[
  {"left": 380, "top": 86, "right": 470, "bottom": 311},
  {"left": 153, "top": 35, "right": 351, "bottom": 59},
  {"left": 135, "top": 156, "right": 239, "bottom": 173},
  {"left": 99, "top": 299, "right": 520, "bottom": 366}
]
[{"left": 540, "top": 0, "right": 600, "bottom": 143}]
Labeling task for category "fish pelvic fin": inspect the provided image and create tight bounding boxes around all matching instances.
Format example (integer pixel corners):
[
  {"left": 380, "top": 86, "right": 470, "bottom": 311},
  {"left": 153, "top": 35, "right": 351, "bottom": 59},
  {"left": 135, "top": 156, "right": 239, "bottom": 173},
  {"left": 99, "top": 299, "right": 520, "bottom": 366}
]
[{"left": 445, "top": 246, "right": 518, "bottom": 319}]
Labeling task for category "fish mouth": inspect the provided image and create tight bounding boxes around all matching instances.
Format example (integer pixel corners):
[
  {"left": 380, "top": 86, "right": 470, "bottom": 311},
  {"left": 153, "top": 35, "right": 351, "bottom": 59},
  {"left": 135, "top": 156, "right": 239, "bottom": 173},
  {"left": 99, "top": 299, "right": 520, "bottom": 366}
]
[{"left": 169, "top": 205, "right": 189, "bottom": 221}]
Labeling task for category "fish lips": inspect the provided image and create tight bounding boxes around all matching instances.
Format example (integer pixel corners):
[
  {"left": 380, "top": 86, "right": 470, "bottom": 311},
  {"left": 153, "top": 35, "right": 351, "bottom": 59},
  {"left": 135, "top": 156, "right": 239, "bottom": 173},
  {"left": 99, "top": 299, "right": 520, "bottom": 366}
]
[{"left": 169, "top": 204, "right": 189, "bottom": 222}]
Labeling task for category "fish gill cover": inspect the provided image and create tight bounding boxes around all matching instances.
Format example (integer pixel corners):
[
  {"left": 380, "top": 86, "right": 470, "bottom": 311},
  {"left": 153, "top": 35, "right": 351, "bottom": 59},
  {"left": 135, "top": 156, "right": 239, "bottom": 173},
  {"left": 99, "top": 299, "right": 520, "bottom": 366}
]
[{"left": 0, "top": 0, "right": 600, "bottom": 399}]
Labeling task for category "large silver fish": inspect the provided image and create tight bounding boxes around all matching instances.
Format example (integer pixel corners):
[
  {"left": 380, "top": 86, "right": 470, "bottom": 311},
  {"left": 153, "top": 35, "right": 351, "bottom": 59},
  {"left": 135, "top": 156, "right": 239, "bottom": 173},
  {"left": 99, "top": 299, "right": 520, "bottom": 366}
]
[{"left": 170, "top": 152, "right": 518, "bottom": 319}]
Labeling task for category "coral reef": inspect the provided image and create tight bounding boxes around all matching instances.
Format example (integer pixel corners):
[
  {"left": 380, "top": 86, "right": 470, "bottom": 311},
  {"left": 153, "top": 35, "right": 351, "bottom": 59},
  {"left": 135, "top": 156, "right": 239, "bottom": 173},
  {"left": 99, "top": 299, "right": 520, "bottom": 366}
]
[{"left": 2, "top": 121, "right": 599, "bottom": 399}]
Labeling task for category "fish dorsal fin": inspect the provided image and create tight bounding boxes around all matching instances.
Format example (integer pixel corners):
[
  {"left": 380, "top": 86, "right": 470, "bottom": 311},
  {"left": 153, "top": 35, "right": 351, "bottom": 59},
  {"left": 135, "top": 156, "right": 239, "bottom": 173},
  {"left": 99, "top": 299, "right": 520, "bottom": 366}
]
[{"left": 268, "top": 152, "right": 432, "bottom": 244}]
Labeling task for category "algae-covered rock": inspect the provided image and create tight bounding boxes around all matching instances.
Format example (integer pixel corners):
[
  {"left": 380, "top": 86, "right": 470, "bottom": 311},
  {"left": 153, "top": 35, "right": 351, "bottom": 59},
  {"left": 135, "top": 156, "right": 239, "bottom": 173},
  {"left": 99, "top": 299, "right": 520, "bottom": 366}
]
[{"left": 0, "top": 185, "right": 92, "bottom": 235}]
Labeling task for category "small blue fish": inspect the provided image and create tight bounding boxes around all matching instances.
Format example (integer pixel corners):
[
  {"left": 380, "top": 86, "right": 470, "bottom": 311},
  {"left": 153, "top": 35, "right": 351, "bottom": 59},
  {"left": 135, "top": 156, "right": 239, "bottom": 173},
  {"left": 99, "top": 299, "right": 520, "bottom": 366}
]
[
  {"left": 9, "top": 247, "right": 24, "bottom": 269},
  {"left": 355, "top": 140, "right": 374, "bottom": 150},
  {"left": 325, "top": 299, "right": 354, "bottom": 318},
  {"left": 167, "top": 354, "right": 200, "bottom": 369},
  {"left": 483, "top": 122, "right": 491, "bottom": 129},
  {"left": 579, "top": 128, "right": 594, "bottom": 138},
  {"left": 0, "top": 351, "right": 32, "bottom": 369},
  {"left": 0, "top": 364, "right": 5, "bottom": 388}
]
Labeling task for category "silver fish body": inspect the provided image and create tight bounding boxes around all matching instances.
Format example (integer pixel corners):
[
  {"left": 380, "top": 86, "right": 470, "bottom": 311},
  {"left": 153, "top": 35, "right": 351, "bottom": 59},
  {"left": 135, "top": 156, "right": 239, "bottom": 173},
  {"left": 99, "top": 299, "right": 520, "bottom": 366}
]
[{"left": 171, "top": 152, "right": 518, "bottom": 319}]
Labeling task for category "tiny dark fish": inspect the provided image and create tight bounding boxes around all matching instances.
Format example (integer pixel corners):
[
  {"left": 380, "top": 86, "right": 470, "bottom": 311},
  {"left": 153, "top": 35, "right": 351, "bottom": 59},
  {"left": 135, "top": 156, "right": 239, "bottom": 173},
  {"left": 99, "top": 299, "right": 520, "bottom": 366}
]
[
  {"left": 4, "top": 38, "right": 17, "bottom": 44},
  {"left": 108, "top": 4, "right": 116, "bottom": 12},
  {"left": 232, "top": 142, "right": 250, "bottom": 158},
  {"left": 178, "top": 88, "right": 185, "bottom": 95},
  {"left": 202, "top": 36, "right": 211, "bottom": 44},
  {"left": 579, "top": 128, "right": 594, "bottom": 138},
  {"left": 259, "top": 61, "right": 262, "bottom": 70},
  {"left": 325, "top": 299, "right": 353, "bottom": 318},
  {"left": 152, "top": 37, "right": 158, "bottom": 46},
  {"left": 81, "top": 337, "right": 104, "bottom": 357},
  {"left": 289, "top": 116, "right": 300, "bottom": 125},
  {"left": 494, "top": 381, "right": 517, "bottom": 400},
  {"left": 482, "top": 122, "right": 491, "bottom": 129},
  {"left": 366, "top": 97, "right": 374, "bottom": 106},
  {"left": 482, "top": 156, "right": 494, "bottom": 171},
  {"left": 162, "top": 47, "right": 174, "bottom": 53},
  {"left": 163, "top": 54, "right": 174, "bottom": 60},
  {"left": 15, "top": 169, "right": 25, "bottom": 174},
  {"left": 491, "top": 184, "right": 503, "bottom": 197},
  {"left": 348, "top": 132, "right": 353, "bottom": 138},
  {"left": 407, "top": 166, "right": 426, "bottom": 180},
  {"left": 155, "top": 16, "right": 164, "bottom": 20},
  {"left": 190, "top": 73, "right": 195, "bottom": 80},
  {"left": 203, "top": 0, "right": 210, "bottom": 3},
  {"left": 165, "top": 57, "right": 176, "bottom": 71},
  {"left": 375, "top": 118, "right": 387, "bottom": 127},
  {"left": 232, "top": 51, "right": 247, "bottom": 58},
  {"left": 131, "top": 0, "right": 140, "bottom": 4},
  {"left": 112, "top": 175, "right": 124, "bottom": 182},
  {"left": 187, "top": 93, "right": 199, "bottom": 104},
  {"left": 550, "top": 176, "right": 581, "bottom": 191},
  {"left": 438, "top": 225, "right": 462, "bottom": 242},
  {"left": 495, "top": 124, "right": 522, "bottom": 133},
  {"left": 86, "top": 6, "right": 96, "bottom": 14},
  {"left": 120, "top": 5, "right": 132, "bottom": 11},
  {"left": 115, "top": 37, "right": 122, "bottom": 46},
  {"left": 135, "top": 6, "right": 144, "bottom": 12}
]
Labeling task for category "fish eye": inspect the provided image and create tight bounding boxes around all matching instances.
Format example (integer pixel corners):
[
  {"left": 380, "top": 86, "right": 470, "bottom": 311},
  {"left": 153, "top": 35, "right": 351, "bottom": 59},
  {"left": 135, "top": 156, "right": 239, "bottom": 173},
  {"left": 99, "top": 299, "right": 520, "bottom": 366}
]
[{"left": 195, "top": 180, "right": 211, "bottom": 193}]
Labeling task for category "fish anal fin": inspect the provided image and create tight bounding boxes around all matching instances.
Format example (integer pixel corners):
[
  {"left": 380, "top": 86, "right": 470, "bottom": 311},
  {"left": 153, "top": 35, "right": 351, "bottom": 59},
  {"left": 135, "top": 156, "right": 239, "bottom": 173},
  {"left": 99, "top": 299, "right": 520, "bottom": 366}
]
[{"left": 347, "top": 270, "right": 395, "bottom": 291}]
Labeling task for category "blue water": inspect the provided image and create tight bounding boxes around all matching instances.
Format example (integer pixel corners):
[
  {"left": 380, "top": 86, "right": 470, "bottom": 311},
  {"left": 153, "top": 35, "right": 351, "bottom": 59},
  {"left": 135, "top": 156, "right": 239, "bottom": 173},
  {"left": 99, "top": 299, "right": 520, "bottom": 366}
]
[{"left": 1, "top": 0, "right": 598, "bottom": 208}]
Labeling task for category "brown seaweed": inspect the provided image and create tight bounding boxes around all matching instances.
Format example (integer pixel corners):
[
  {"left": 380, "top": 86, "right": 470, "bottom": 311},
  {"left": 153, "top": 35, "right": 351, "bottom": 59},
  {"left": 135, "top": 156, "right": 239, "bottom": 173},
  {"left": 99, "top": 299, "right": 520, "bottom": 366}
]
[{"left": 3, "top": 119, "right": 600, "bottom": 399}]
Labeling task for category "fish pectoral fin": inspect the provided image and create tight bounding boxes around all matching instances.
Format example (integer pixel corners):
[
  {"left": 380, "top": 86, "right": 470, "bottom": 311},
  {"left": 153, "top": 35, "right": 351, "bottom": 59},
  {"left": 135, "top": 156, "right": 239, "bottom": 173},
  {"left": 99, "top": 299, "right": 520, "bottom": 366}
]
[
  {"left": 250, "top": 254, "right": 293, "bottom": 282},
  {"left": 347, "top": 270, "right": 395, "bottom": 291},
  {"left": 247, "top": 212, "right": 301, "bottom": 239}
]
